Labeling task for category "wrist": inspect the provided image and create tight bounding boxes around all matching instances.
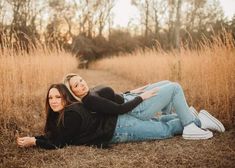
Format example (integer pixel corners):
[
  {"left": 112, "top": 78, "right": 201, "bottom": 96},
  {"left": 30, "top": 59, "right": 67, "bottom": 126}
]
[
  {"left": 139, "top": 95, "right": 144, "bottom": 100},
  {"left": 31, "top": 137, "right": 36, "bottom": 146},
  {"left": 124, "top": 90, "right": 131, "bottom": 94}
]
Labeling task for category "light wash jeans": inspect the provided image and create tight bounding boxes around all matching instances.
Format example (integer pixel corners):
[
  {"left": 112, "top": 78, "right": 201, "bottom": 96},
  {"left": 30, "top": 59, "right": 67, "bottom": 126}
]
[{"left": 110, "top": 81, "right": 201, "bottom": 144}]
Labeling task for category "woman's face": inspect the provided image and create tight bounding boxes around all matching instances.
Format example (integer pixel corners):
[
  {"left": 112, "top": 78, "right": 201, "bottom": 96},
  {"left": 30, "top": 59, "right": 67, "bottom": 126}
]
[
  {"left": 48, "top": 88, "right": 65, "bottom": 112},
  {"left": 69, "top": 76, "right": 89, "bottom": 98}
]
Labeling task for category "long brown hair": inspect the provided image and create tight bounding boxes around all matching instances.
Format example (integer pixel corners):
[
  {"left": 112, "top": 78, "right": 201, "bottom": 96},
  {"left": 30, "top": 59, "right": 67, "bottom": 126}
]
[{"left": 44, "top": 83, "right": 76, "bottom": 139}]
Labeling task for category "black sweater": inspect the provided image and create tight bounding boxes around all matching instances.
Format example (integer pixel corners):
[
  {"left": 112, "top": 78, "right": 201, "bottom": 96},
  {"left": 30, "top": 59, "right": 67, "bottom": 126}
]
[
  {"left": 82, "top": 86, "right": 143, "bottom": 115},
  {"left": 35, "top": 103, "right": 118, "bottom": 149}
]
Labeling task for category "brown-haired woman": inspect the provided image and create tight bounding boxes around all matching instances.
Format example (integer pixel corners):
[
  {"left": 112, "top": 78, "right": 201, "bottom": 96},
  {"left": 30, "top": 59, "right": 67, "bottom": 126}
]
[{"left": 17, "top": 83, "right": 118, "bottom": 149}]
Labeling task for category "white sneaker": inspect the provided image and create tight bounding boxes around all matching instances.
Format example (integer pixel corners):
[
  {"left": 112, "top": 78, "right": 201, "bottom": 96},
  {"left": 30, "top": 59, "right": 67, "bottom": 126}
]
[
  {"left": 198, "top": 110, "right": 225, "bottom": 132},
  {"left": 189, "top": 106, "right": 198, "bottom": 118},
  {"left": 183, "top": 123, "right": 213, "bottom": 140}
]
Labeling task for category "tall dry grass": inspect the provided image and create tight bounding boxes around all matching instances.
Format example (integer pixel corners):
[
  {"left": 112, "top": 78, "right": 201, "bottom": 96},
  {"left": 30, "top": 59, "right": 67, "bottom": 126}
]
[
  {"left": 92, "top": 32, "right": 235, "bottom": 124},
  {"left": 0, "top": 46, "right": 78, "bottom": 133}
]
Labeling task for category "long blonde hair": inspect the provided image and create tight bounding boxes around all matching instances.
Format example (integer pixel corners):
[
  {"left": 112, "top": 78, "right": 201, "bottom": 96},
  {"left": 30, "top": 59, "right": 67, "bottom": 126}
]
[{"left": 63, "top": 73, "right": 82, "bottom": 102}]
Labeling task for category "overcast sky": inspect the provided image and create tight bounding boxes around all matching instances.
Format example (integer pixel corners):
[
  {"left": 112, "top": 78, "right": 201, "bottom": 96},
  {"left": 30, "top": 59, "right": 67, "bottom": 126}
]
[{"left": 112, "top": 0, "right": 235, "bottom": 27}]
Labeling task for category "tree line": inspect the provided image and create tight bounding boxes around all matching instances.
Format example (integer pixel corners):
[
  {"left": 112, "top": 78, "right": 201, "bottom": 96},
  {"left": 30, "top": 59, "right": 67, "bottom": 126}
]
[{"left": 0, "top": 0, "right": 234, "bottom": 61}]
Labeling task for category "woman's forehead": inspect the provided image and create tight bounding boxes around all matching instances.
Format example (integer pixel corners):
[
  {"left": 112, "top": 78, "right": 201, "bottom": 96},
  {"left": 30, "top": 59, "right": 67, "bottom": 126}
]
[
  {"left": 49, "top": 88, "right": 60, "bottom": 95},
  {"left": 70, "top": 75, "right": 82, "bottom": 82}
]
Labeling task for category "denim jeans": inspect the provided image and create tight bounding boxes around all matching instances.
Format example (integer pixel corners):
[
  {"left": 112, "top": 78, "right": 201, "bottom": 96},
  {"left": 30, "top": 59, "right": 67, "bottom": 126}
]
[
  {"left": 110, "top": 81, "right": 201, "bottom": 144},
  {"left": 124, "top": 81, "right": 198, "bottom": 126},
  {"left": 110, "top": 113, "right": 184, "bottom": 143}
]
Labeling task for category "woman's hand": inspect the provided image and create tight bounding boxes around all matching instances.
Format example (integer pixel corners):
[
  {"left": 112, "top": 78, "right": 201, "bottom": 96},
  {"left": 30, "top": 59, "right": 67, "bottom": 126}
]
[
  {"left": 139, "top": 87, "right": 159, "bottom": 100},
  {"left": 130, "top": 84, "right": 150, "bottom": 94},
  {"left": 17, "top": 136, "right": 36, "bottom": 148}
]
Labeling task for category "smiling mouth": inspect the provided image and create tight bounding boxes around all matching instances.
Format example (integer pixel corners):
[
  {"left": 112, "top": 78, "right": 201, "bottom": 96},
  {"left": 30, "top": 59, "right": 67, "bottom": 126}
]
[{"left": 51, "top": 105, "right": 59, "bottom": 108}]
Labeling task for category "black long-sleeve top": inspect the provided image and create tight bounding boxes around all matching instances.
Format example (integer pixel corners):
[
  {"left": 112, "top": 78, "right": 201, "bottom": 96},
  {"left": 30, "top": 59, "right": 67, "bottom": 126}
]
[
  {"left": 82, "top": 86, "right": 143, "bottom": 115},
  {"left": 35, "top": 103, "right": 118, "bottom": 149}
]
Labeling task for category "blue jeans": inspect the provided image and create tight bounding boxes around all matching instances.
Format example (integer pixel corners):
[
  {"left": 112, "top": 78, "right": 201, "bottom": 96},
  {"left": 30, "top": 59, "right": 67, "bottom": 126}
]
[
  {"left": 124, "top": 81, "right": 197, "bottom": 126},
  {"left": 110, "top": 113, "right": 184, "bottom": 143},
  {"left": 110, "top": 81, "right": 201, "bottom": 143}
]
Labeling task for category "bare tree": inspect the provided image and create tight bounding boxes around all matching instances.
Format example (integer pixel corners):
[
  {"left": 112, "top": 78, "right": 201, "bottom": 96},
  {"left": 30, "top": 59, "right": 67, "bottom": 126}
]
[
  {"left": 175, "top": 0, "right": 182, "bottom": 49},
  {"left": 0, "top": 0, "right": 6, "bottom": 27},
  {"left": 184, "top": 0, "right": 206, "bottom": 30},
  {"left": 1, "top": 0, "right": 46, "bottom": 51},
  {"left": 71, "top": 0, "right": 99, "bottom": 37},
  {"left": 132, "top": 0, "right": 151, "bottom": 38},
  {"left": 184, "top": 0, "right": 224, "bottom": 31},
  {"left": 96, "top": 0, "right": 115, "bottom": 36},
  {"left": 48, "top": 0, "right": 72, "bottom": 35},
  {"left": 132, "top": 0, "right": 170, "bottom": 47},
  {"left": 151, "top": 0, "right": 166, "bottom": 35}
]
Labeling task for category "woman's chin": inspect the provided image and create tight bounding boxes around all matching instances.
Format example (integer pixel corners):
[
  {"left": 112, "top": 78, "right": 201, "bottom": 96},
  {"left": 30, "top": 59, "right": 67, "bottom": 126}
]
[{"left": 52, "top": 108, "right": 63, "bottom": 112}]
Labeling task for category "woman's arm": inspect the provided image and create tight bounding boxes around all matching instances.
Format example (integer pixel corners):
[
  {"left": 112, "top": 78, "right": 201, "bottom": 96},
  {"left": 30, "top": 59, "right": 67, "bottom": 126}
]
[
  {"left": 126, "top": 84, "right": 150, "bottom": 94},
  {"left": 84, "top": 94, "right": 143, "bottom": 115},
  {"left": 17, "top": 135, "right": 58, "bottom": 149},
  {"left": 114, "top": 93, "right": 124, "bottom": 104},
  {"left": 16, "top": 110, "right": 82, "bottom": 150},
  {"left": 94, "top": 86, "right": 124, "bottom": 104},
  {"left": 84, "top": 87, "right": 159, "bottom": 115}
]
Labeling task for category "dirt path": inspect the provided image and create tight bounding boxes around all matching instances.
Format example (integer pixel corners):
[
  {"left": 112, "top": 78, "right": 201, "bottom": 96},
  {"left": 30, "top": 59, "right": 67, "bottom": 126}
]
[
  {"left": 3, "top": 69, "right": 235, "bottom": 168},
  {"left": 76, "top": 69, "right": 140, "bottom": 91}
]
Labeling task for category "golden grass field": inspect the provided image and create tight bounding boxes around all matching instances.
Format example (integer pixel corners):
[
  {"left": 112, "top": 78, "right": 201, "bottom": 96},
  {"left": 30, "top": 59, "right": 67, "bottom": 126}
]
[
  {"left": 92, "top": 32, "right": 235, "bottom": 125},
  {"left": 0, "top": 32, "right": 235, "bottom": 167},
  {"left": 0, "top": 47, "right": 78, "bottom": 133}
]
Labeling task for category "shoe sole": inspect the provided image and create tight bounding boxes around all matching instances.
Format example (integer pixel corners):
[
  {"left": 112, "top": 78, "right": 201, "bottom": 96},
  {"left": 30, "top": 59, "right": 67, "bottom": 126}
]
[
  {"left": 200, "top": 110, "right": 225, "bottom": 132},
  {"left": 183, "top": 131, "right": 213, "bottom": 140}
]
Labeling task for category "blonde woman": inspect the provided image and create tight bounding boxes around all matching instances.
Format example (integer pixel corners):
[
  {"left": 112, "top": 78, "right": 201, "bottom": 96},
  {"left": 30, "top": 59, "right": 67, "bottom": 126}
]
[{"left": 63, "top": 73, "right": 225, "bottom": 141}]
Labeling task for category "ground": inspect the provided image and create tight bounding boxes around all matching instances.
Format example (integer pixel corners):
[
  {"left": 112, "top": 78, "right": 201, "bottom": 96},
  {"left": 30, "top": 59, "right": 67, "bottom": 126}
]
[{"left": 1, "top": 69, "right": 235, "bottom": 168}]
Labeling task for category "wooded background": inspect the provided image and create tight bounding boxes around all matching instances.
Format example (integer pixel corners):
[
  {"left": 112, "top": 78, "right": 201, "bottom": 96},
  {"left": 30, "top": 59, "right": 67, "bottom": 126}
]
[{"left": 0, "top": 0, "right": 234, "bottom": 60}]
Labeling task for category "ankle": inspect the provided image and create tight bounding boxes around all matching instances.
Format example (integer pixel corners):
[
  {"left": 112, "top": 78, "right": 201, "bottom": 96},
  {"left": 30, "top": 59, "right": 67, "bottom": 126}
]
[{"left": 184, "top": 122, "right": 197, "bottom": 130}]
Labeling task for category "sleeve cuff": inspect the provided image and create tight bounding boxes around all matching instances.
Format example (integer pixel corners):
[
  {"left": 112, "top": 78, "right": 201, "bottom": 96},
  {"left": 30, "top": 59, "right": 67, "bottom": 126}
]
[{"left": 136, "top": 96, "right": 143, "bottom": 102}]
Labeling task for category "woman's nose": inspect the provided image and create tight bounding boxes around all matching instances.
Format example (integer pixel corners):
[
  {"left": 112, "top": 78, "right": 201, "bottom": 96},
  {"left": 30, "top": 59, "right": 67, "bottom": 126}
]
[{"left": 51, "top": 99, "right": 57, "bottom": 103}]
